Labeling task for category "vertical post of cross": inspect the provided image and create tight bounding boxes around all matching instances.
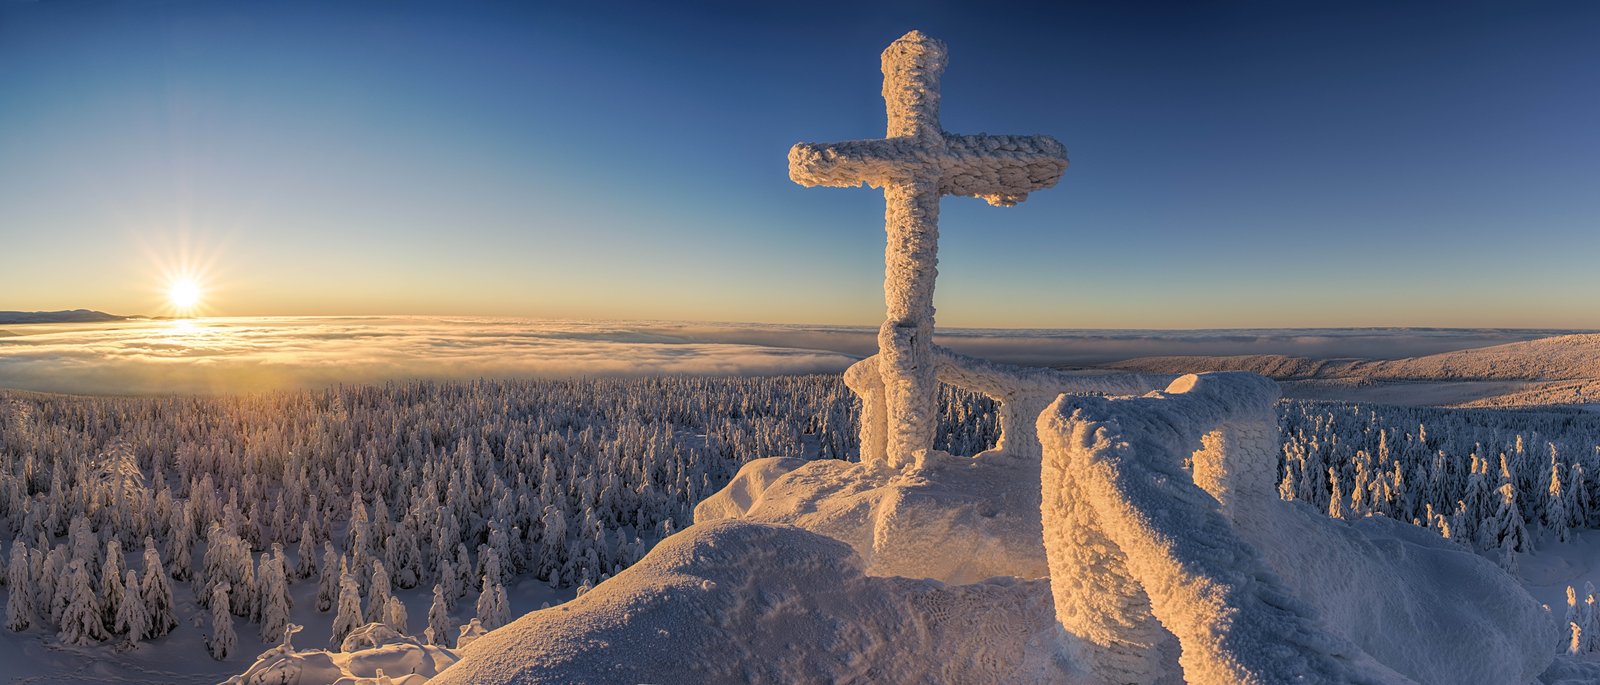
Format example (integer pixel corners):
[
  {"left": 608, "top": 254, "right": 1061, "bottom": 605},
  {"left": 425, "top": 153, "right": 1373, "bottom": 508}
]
[{"left": 878, "top": 32, "right": 948, "bottom": 467}]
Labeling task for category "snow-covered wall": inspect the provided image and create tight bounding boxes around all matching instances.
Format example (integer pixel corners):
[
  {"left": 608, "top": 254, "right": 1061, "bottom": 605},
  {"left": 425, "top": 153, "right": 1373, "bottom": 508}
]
[{"left": 1039, "top": 373, "right": 1557, "bottom": 684}]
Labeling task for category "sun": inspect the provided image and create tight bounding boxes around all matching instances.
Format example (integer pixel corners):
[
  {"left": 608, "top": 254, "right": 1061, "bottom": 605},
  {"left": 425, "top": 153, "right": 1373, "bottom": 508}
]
[{"left": 168, "top": 278, "right": 202, "bottom": 310}]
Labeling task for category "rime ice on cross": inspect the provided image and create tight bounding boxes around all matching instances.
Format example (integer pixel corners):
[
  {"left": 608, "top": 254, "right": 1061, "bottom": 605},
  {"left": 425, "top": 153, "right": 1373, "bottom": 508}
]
[{"left": 788, "top": 30, "right": 1069, "bottom": 467}]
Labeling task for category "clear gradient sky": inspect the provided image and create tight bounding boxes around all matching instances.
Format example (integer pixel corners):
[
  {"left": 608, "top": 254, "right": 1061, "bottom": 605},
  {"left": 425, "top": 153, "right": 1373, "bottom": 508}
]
[{"left": 2, "top": 1, "right": 1597, "bottom": 328}]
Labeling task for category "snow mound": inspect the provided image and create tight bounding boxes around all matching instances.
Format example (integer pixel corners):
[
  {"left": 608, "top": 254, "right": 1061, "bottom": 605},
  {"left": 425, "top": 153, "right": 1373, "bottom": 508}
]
[
  {"left": 690, "top": 456, "right": 808, "bottom": 522},
  {"left": 226, "top": 623, "right": 459, "bottom": 685},
  {"left": 431, "top": 519, "right": 1072, "bottom": 685}
]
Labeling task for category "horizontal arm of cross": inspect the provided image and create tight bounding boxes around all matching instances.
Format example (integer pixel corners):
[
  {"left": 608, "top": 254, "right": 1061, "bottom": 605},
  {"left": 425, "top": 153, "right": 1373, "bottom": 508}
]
[{"left": 789, "top": 133, "right": 1068, "bottom": 206}]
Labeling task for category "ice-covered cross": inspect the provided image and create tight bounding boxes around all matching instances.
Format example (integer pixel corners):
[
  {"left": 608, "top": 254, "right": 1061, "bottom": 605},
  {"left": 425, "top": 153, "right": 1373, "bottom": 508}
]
[{"left": 788, "top": 30, "right": 1069, "bottom": 465}]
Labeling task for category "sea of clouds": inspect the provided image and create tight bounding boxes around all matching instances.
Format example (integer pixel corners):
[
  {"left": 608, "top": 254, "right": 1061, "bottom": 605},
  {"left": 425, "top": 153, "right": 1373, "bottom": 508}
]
[{"left": 0, "top": 316, "right": 1580, "bottom": 395}]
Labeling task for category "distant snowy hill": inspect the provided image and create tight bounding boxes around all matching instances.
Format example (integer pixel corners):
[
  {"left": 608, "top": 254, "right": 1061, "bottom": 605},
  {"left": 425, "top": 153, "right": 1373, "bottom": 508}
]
[
  {"left": 1109, "top": 334, "right": 1600, "bottom": 408},
  {"left": 1112, "top": 334, "right": 1600, "bottom": 381},
  {"left": 0, "top": 309, "right": 127, "bottom": 324}
]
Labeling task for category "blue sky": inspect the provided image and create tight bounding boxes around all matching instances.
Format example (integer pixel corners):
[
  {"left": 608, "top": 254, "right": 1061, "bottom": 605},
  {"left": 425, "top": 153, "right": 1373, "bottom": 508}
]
[{"left": 2, "top": 1, "right": 1597, "bottom": 327}]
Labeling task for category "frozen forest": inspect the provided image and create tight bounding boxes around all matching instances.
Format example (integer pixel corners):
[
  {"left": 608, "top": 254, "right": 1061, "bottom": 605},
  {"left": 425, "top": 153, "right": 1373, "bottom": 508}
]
[{"left": 0, "top": 374, "right": 1598, "bottom": 681}]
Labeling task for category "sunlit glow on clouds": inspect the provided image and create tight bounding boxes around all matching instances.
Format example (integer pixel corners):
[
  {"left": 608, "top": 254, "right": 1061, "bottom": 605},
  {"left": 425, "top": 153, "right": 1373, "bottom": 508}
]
[
  {"left": 0, "top": 318, "right": 860, "bottom": 395},
  {"left": 0, "top": 317, "right": 1584, "bottom": 396}
]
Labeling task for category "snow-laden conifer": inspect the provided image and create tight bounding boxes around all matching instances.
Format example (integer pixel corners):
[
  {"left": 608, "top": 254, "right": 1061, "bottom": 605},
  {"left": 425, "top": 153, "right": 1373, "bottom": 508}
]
[
  {"left": 58, "top": 559, "right": 107, "bottom": 645},
  {"left": 114, "top": 570, "right": 148, "bottom": 647},
  {"left": 426, "top": 584, "right": 451, "bottom": 646},
  {"left": 6, "top": 539, "right": 32, "bottom": 631},
  {"left": 140, "top": 537, "right": 178, "bottom": 638},
  {"left": 329, "top": 563, "right": 363, "bottom": 649},
  {"left": 207, "top": 583, "right": 234, "bottom": 660},
  {"left": 257, "top": 548, "right": 292, "bottom": 644}
]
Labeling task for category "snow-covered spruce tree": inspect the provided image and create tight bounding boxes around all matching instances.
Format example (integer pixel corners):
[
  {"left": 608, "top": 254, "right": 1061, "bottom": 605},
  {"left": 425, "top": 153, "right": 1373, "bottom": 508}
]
[
  {"left": 316, "top": 544, "right": 339, "bottom": 612},
  {"left": 6, "top": 538, "right": 32, "bottom": 631},
  {"left": 538, "top": 505, "right": 566, "bottom": 583},
  {"left": 452, "top": 543, "right": 473, "bottom": 601},
  {"left": 1546, "top": 459, "right": 1574, "bottom": 542},
  {"left": 66, "top": 516, "right": 97, "bottom": 580},
  {"left": 481, "top": 546, "right": 503, "bottom": 588},
  {"left": 114, "top": 570, "right": 148, "bottom": 647},
  {"left": 365, "top": 560, "right": 392, "bottom": 624},
  {"left": 207, "top": 583, "right": 234, "bottom": 660},
  {"left": 474, "top": 574, "right": 508, "bottom": 631},
  {"left": 44, "top": 544, "right": 69, "bottom": 625},
  {"left": 1585, "top": 584, "right": 1600, "bottom": 654},
  {"left": 455, "top": 617, "right": 487, "bottom": 649},
  {"left": 388, "top": 523, "right": 421, "bottom": 590},
  {"left": 1566, "top": 585, "right": 1582, "bottom": 648},
  {"left": 99, "top": 539, "right": 124, "bottom": 633},
  {"left": 196, "top": 523, "right": 230, "bottom": 608},
  {"left": 1327, "top": 468, "right": 1346, "bottom": 520},
  {"left": 58, "top": 559, "right": 107, "bottom": 646},
  {"left": 426, "top": 584, "right": 451, "bottom": 646},
  {"left": 140, "top": 537, "right": 177, "bottom": 638},
  {"left": 437, "top": 558, "right": 458, "bottom": 610},
  {"left": 384, "top": 596, "right": 407, "bottom": 634},
  {"left": 329, "top": 564, "right": 363, "bottom": 649},
  {"left": 257, "top": 548, "right": 292, "bottom": 644},
  {"left": 1573, "top": 463, "right": 1595, "bottom": 529},
  {"left": 1485, "top": 482, "right": 1531, "bottom": 570},
  {"left": 230, "top": 537, "right": 257, "bottom": 620},
  {"left": 294, "top": 521, "right": 318, "bottom": 581},
  {"left": 167, "top": 507, "right": 193, "bottom": 582}
]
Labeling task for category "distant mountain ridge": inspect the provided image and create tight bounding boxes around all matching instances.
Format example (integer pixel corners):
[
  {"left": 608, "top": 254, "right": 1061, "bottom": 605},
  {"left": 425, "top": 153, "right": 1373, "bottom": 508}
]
[
  {"left": 1110, "top": 333, "right": 1600, "bottom": 382},
  {"left": 0, "top": 309, "right": 127, "bottom": 324}
]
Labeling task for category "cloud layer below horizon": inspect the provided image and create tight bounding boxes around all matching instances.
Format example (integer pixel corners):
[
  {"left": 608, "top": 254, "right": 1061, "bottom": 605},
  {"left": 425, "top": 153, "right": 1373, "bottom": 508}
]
[{"left": 0, "top": 317, "right": 1582, "bottom": 396}]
